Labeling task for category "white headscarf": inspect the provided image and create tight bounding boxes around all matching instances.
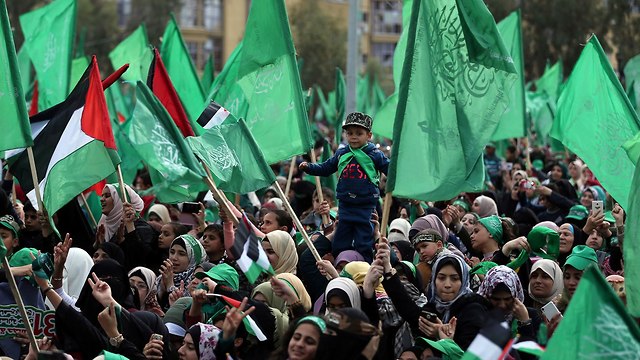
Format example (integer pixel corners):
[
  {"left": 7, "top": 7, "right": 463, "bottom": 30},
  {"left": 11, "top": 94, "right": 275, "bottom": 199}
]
[
  {"left": 473, "top": 195, "right": 499, "bottom": 218},
  {"left": 45, "top": 247, "right": 93, "bottom": 310},
  {"left": 325, "top": 277, "right": 361, "bottom": 313},
  {"left": 148, "top": 204, "right": 171, "bottom": 225},
  {"left": 98, "top": 184, "right": 144, "bottom": 242},
  {"left": 529, "top": 259, "right": 564, "bottom": 304}
]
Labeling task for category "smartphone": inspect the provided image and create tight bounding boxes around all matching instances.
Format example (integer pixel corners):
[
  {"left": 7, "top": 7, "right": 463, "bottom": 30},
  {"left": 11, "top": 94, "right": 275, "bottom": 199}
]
[
  {"left": 182, "top": 202, "right": 201, "bottom": 214},
  {"left": 151, "top": 333, "right": 163, "bottom": 341},
  {"left": 592, "top": 200, "right": 604, "bottom": 218},
  {"left": 541, "top": 301, "right": 562, "bottom": 321},
  {"left": 420, "top": 310, "right": 438, "bottom": 322}
]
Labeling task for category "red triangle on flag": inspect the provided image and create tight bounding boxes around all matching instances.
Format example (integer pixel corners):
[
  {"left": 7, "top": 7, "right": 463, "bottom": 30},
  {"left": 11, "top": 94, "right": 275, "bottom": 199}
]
[
  {"left": 29, "top": 80, "right": 39, "bottom": 116},
  {"left": 148, "top": 48, "right": 195, "bottom": 137},
  {"left": 81, "top": 56, "right": 117, "bottom": 150}
]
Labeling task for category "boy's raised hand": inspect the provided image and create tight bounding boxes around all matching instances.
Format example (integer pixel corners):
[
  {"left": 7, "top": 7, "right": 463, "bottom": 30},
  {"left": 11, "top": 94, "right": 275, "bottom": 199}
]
[{"left": 299, "top": 162, "right": 309, "bottom": 172}]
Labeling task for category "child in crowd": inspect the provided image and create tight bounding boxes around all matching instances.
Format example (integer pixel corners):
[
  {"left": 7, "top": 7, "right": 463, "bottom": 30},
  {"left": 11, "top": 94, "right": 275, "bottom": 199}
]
[{"left": 299, "top": 112, "right": 389, "bottom": 262}]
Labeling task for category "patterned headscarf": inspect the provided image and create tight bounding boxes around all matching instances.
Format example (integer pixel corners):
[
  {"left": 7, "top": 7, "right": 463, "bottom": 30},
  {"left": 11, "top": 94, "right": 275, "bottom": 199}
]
[
  {"left": 187, "top": 323, "right": 221, "bottom": 360},
  {"left": 478, "top": 265, "right": 525, "bottom": 305},
  {"left": 427, "top": 255, "right": 472, "bottom": 322},
  {"left": 154, "top": 235, "right": 206, "bottom": 295}
]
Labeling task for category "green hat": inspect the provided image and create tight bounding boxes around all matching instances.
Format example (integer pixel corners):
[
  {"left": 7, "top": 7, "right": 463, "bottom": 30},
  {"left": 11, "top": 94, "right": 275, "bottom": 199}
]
[
  {"left": 532, "top": 159, "right": 544, "bottom": 170},
  {"left": 565, "top": 245, "right": 598, "bottom": 271},
  {"left": 477, "top": 215, "right": 504, "bottom": 245},
  {"left": 604, "top": 211, "right": 616, "bottom": 224},
  {"left": 101, "top": 350, "right": 129, "bottom": 360},
  {"left": 195, "top": 263, "right": 240, "bottom": 291},
  {"left": 528, "top": 226, "right": 560, "bottom": 259},
  {"left": 9, "top": 248, "right": 38, "bottom": 267},
  {"left": 0, "top": 215, "right": 19, "bottom": 238},
  {"left": 566, "top": 205, "right": 589, "bottom": 221},
  {"left": 452, "top": 199, "right": 470, "bottom": 212},
  {"left": 470, "top": 261, "right": 498, "bottom": 276},
  {"left": 416, "top": 338, "right": 463, "bottom": 360}
]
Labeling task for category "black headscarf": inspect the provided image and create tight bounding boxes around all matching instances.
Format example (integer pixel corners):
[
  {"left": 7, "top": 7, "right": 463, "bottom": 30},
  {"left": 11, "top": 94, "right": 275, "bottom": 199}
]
[{"left": 96, "top": 242, "right": 125, "bottom": 266}]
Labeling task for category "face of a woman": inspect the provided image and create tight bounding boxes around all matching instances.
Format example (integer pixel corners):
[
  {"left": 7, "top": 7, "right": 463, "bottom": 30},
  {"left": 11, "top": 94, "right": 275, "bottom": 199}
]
[
  {"left": 262, "top": 240, "right": 280, "bottom": 268},
  {"left": 326, "top": 295, "right": 348, "bottom": 310},
  {"left": 92, "top": 248, "right": 110, "bottom": 264},
  {"left": 287, "top": 323, "right": 320, "bottom": 360},
  {"left": 100, "top": 187, "right": 115, "bottom": 215},
  {"left": 580, "top": 190, "right": 594, "bottom": 207},
  {"left": 435, "top": 264, "right": 462, "bottom": 302},
  {"left": 178, "top": 333, "right": 198, "bottom": 360},
  {"left": 551, "top": 165, "right": 563, "bottom": 181},
  {"left": 564, "top": 266, "right": 583, "bottom": 297},
  {"left": 201, "top": 230, "right": 224, "bottom": 257},
  {"left": 461, "top": 214, "right": 477, "bottom": 234},
  {"left": 488, "top": 289, "right": 514, "bottom": 314},
  {"left": 586, "top": 230, "right": 603, "bottom": 250},
  {"left": 158, "top": 224, "right": 176, "bottom": 250},
  {"left": 471, "top": 200, "right": 481, "bottom": 214},
  {"left": 188, "top": 267, "right": 204, "bottom": 294},
  {"left": 569, "top": 163, "right": 580, "bottom": 180},
  {"left": 129, "top": 275, "right": 148, "bottom": 306},
  {"left": 558, "top": 224, "right": 575, "bottom": 254},
  {"left": 530, "top": 269, "right": 554, "bottom": 299},
  {"left": 260, "top": 212, "right": 281, "bottom": 234},
  {"left": 470, "top": 224, "right": 492, "bottom": 251},
  {"left": 169, "top": 245, "right": 190, "bottom": 273}
]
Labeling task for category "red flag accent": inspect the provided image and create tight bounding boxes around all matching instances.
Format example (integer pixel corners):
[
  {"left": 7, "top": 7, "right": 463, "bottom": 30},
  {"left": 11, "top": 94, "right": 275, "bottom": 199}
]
[
  {"left": 217, "top": 294, "right": 242, "bottom": 309},
  {"left": 29, "top": 80, "right": 39, "bottom": 116},
  {"left": 102, "top": 64, "right": 130, "bottom": 90},
  {"left": 148, "top": 48, "right": 195, "bottom": 137},
  {"left": 84, "top": 179, "right": 106, "bottom": 196},
  {"left": 81, "top": 56, "right": 117, "bottom": 150}
]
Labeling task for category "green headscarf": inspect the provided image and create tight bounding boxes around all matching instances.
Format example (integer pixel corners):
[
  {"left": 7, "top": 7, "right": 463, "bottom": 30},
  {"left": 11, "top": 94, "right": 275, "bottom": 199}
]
[{"left": 477, "top": 215, "right": 504, "bottom": 245}]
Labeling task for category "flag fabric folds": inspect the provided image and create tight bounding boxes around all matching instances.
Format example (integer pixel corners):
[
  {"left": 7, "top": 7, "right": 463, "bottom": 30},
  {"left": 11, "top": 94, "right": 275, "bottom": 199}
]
[
  {"left": 386, "top": 0, "right": 516, "bottom": 201},
  {"left": 19, "top": 0, "right": 76, "bottom": 111},
  {"left": 201, "top": 54, "right": 215, "bottom": 94},
  {"left": 461, "top": 321, "right": 511, "bottom": 360},
  {"left": 0, "top": 0, "right": 33, "bottom": 152},
  {"left": 205, "top": 0, "right": 312, "bottom": 164},
  {"left": 541, "top": 266, "right": 640, "bottom": 359},
  {"left": 550, "top": 35, "right": 640, "bottom": 209},
  {"left": 492, "top": 10, "right": 525, "bottom": 141},
  {"left": 109, "top": 24, "right": 153, "bottom": 83},
  {"left": 187, "top": 106, "right": 276, "bottom": 194},
  {"left": 127, "top": 81, "right": 207, "bottom": 203},
  {"left": 8, "top": 56, "right": 120, "bottom": 215},
  {"left": 147, "top": 48, "right": 196, "bottom": 137},
  {"left": 160, "top": 15, "right": 206, "bottom": 124},
  {"left": 624, "top": 142, "right": 640, "bottom": 317},
  {"left": 230, "top": 214, "right": 274, "bottom": 283}
]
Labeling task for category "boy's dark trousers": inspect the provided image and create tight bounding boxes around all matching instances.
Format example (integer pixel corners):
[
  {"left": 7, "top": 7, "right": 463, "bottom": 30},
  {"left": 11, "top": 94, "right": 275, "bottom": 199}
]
[{"left": 332, "top": 204, "right": 375, "bottom": 263}]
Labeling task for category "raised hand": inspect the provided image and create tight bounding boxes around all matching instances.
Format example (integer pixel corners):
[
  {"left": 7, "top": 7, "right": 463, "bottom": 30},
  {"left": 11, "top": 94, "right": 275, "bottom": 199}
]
[
  {"left": 438, "top": 317, "right": 457, "bottom": 339},
  {"left": 160, "top": 259, "right": 174, "bottom": 290},
  {"left": 87, "top": 272, "right": 113, "bottom": 307},
  {"left": 222, "top": 297, "right": 255, "bottom": 341},
  {"left": 97, "top": 302, "right": 120, "bottom": 338},
  {"left": 316, "top": 260, "right": 339, "bottom": 279},
  {"left": 270, "top": 277, "right": 298, "bottom": 304},
  {"left": 143, "top": 335, "right": 165, "bottom": 360},
  {"left": 168, "top": 280, "right": 185, "bottom": 306}
]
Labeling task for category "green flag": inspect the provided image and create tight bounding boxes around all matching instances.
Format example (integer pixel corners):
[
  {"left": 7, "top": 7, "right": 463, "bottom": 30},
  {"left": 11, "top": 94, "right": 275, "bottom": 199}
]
[
  {"left": 536, "top": 60, "right": 563, "bottom": 102},
  {"left": 128, "top": 81, "right": 207, "bottom": 203},
  {"left": 109, "top": 119, "right": 142, "bottom": 186},
  {"left": 320, "top": 140, "right": 337, "bottom": 197},
  {"left": 69, "top": 56, "right": 90, "bottom": 92},
  {"left": 372, "top": 0, "right": 413, "bottom": 139},
  {"left": 627, "top": 80, "right": 638, "bottom": 112},
  {"left": 492, "top": 10, "right": 525, "bottom": 141},
  {"left": 207, "top": 41, "right": 243, "bottom": 117},
  {"left": 541, "top": 266, "right": 640, "bottom": 359},
  {"left": 356, "top": 74, "right": 370, "bottom": 113},
  {"left": 386, "top": 0, "right": 516, "bottom": 201},
  {"left": 0, "top": 0, "right": 33, "bottom": 152},
  {"left": 16, "top": 46, "right": 32, "bottom": 97},
  {"left": 19, "top": 0, "right": 76, "bottom": 110},
  {"left": 160, "top": 15, "right": 206, "bottom": 123},
  {"left": 315, "top": 85, "right": 335, "bottom": 125},
  {"left": 550, "top": 36, "right": 640, "bottom": 209},
  {"left": 205, "top": 0, "right": 312, "bottom": 164},
  {"left": 187, "top": 114, "right": 276, "bottom": 194},
  {"left": 526, "top": 90, "right": 555, "bottom": 146},
  {"left": 625, "top": 139, "right": 640, "bottom": 316},
  {"left": 201, "top": 54, "right": 215, "bottom": 94},
  {"left": 369, "top": 77, "right": 386, "bottom": 116},
  {"left": 335, "top": 67, "right": 346, "bottom": 145},
  {"left": 105, "top": 82, "right": 132, "bottom": 124},
  {"left": 109, "top": 25, "right": 153, "bottom": 83}
]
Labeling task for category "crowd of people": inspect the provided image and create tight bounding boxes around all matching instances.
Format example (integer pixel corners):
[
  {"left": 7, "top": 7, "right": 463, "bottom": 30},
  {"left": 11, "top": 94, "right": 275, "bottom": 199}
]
[{"left": 0, "top": 112, "right": 629, "bottom": 359}]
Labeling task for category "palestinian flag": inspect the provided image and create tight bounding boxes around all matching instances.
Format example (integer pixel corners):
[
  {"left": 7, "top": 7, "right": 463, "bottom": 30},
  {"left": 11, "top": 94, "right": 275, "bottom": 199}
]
[
  {"left": 461, "top": 321, "right": 512, "bottom": 360},
  {"left": 7, "top": 56, "right": 120, "bottom": 216},
  {"left": 512, "top": 341, "right": 545, "bottom": 357},
  {"left": 197, "top": 101, "right": 231, "bottom": 130},
  {"left": 147, "top": 48, "right": 195, "bottom": 137},
  {"left": 210, "top": 293, "right": 267, "bottom": 341},
  {"left": 230, "top": 214, "right": 273, "bottom": 283}
]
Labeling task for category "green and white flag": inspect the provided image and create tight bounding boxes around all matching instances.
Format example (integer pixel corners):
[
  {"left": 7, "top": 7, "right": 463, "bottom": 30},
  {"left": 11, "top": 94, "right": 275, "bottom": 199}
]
[
  {"left": 541, "top": 266, "right": 640, "bottom": 359},
  {"left": 20, "top": 0, "right": 76, "bottom": 110},
  {"left": 386, "top": 0, "right": 516, "bottom": 201},
  {"left": 0, "top": 0, "right": 33, "bottom": 152},
  {"left": 109, "top": 25, "right": 153, "bottom": 83},
  {"left": 551, "top": 35, "right": 640, "bottom": 209},
  {"left": 624, "top": 139, "right": 640, "bottom": 317}
]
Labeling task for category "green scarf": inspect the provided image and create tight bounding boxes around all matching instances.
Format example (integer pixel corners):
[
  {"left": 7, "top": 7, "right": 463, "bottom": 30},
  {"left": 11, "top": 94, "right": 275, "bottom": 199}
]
[
  {"left": 337, "top": 145, "right": 379, "bottom": 186},
  {"left": 477, "top": 215, "right": 504, "bottom": 245}
]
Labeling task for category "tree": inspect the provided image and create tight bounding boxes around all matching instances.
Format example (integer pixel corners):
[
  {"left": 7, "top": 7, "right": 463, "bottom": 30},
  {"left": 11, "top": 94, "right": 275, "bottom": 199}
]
[
  {"left": 77, "top": 0, "right": 119, "bottom": 69},
  {"left": 125, "top": 0, "right": 180, "bottom": 46},
  {"left": 289, "top": 0, "right": 347, "bottom": 92}
]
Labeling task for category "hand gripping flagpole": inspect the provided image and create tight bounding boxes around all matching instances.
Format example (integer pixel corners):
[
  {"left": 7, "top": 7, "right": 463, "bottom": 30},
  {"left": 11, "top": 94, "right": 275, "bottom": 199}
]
[
  {"left": 308, "top": 148, "right": 330, "bottom": 226},
  {"left": 199, "top": 160, "right": 239, "bottom": 226},
  {"left": 380, "top": 192, "right": 393, "bottom": 237},
  {"left": 2, "top": 256, "right": 39, "bottom": 352}
]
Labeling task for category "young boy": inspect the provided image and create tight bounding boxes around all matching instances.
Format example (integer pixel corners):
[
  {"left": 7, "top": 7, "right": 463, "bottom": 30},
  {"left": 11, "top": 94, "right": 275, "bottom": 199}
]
[
  {"left": 0, "top": 215, "right": 20, "bottom": 259},
  {"left": 299, "top": 112, "right": 389, "bottom": 262}
]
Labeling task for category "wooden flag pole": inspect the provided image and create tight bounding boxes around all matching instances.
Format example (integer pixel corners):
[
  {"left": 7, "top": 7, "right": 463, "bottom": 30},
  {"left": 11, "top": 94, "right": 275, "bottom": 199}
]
[
  {"left": 80, "top": 192, "right": 99, "bottom": 229},
  {"left": 116, "top": 164, "right": 128, "bottom": 204},
  {"left": 272, "top": 181, "right": 322, "bottom": 262},
  {"left": 2, "top": 257, "right": 39, "bottom": 353},
  {"left": 234, "top": 194, "right": 241, "bottom": 208},
  {"left": 11, "top": 182, "right": 17, "bottom": 206},
  {"left": 26, "top": 147, "right": 43, "bottom": 212},
  {"left": 199, "top": 160, "right": 239, "bottom": 226},
  {"left": 284, "top": 157, "right": 296, "bottom": 200},
  {"left": 380, "top": 192, "right": 393, "bottom": 237},
  {"left": 523, "top": 137, "right": 532, "bottom": 173},
  {"left": 308, "top": 148, "right": 330, "bottom": 226}
]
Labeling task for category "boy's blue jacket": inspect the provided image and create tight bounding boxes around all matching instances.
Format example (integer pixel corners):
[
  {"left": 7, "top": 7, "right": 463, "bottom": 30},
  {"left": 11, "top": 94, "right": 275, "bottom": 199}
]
[{"left": 305, "top": 142, "right": 389, "bottom": 205}]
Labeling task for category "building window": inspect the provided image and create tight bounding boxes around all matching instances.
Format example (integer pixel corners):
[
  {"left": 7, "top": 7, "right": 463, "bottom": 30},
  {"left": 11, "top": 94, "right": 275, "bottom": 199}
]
[
  {"left": 372, "top": 0, "right": 402, "bottom": 35},
  {"left": 371, "top": 42, "right": 395, "bottom": 68},
  {"left": 203, "top": 0, "right": 223, "bottom": 31},
  {"left": 186, "top": 41, "right": 198, "bottom": 64},
  {"left": 117, "top": 0, "right": 131, "bottom": 28},
  {"left": 204, "top": 37, "right": 224, "bottom": 72},
  {"left": 180, "top": 0, "right": 198, "bottom": 28}
]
